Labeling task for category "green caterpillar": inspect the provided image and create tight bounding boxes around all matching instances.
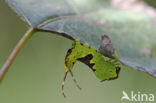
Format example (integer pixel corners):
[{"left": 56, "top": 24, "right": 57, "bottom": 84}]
[{"left": 62, "top": 40, "right": 120, "bottom": 97}]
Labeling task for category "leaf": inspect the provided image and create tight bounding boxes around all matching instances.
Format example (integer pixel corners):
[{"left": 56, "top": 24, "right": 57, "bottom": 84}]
[
  {"left": 5, "top": 0, "right": 156, "bottom": 77},
  {"left": 5, "top": 0, "right": 110, "bottom": 27}
]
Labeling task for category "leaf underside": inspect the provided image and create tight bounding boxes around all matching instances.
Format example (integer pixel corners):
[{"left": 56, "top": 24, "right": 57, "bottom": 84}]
[{"left": 5, "top": 0, "right": 156, "bottom": 77}]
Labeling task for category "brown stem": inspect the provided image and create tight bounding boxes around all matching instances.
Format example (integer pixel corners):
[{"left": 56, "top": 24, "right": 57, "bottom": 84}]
[{"left": 0, "top": 27, "right": 36, "bottom": 82}]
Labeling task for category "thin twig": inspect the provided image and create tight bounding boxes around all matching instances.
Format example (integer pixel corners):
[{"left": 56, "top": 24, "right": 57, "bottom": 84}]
[{"left": 0, "top": 27, "right": 36, "bottom": 82}]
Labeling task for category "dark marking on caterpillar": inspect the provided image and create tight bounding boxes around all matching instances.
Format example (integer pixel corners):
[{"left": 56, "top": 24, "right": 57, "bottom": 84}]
[
  {"left": 66, "top": 49, "right": 72, "bottom": 57},
  {"left": 80, "top": 42, "right": 83, "bottom": 45},
  {"left": 78, "top": 54, "right": 95, "bottom": 72},
  {"left": 65, "top": 49, "right": 73, "bottom": 66}
]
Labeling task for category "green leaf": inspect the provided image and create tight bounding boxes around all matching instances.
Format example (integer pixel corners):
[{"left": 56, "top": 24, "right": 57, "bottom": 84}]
[
  {"left": 5, "top": 0, "right": 109, "bottom": 27},
  {"left": 5, "top": 0, "right": 156, "bottom": 77}
]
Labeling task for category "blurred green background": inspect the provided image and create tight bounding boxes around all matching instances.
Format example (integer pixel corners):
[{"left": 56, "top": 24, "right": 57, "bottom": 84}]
[{"left": 0, "top": 1, "right": 156, "bottom": 103}]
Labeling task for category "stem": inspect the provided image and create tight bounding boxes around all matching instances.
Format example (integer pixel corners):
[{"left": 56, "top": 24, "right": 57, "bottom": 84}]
[{"left": 0, "top": 27, "right": 36, "bottom": 82}]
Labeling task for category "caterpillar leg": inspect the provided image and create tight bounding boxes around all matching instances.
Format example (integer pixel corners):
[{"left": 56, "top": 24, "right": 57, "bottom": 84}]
[
  {"left": 62, "top": 71, "right": 68, "bottom": 98},
  {"left": 106, "top": 59, "right": 120, "bottom": 66},
  {"left": 61, "top": 70, "right": 81, "bottom": 98},
  {"left": 69, "top": 69, "right": 81, "bottom": 90}
]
